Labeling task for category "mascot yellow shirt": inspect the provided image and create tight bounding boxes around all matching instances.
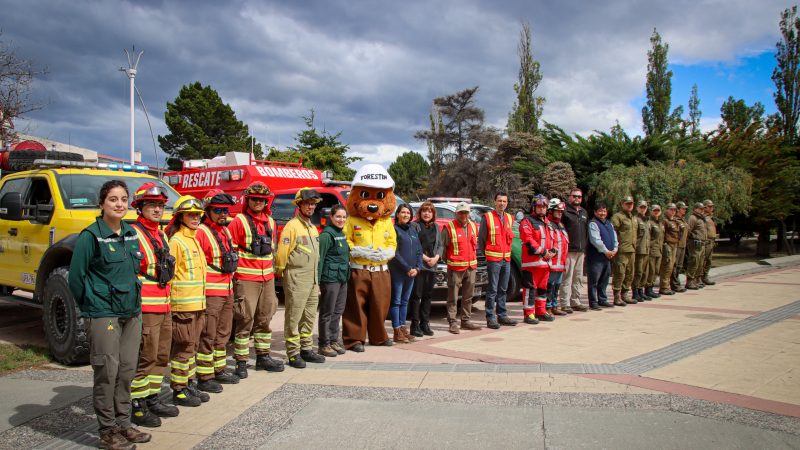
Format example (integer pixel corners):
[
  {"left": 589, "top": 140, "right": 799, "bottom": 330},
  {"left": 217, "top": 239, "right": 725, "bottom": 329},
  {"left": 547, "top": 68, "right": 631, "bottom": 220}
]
[{"left": 344, "top": 215, "right": 397, "bottom": 266}]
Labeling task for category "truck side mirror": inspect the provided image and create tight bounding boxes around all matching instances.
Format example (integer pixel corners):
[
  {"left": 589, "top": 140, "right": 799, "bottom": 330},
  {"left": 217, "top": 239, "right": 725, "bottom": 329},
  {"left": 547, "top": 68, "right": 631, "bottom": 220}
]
[{"left": 0, "top": 192, "right": 24, "bottom": 221}]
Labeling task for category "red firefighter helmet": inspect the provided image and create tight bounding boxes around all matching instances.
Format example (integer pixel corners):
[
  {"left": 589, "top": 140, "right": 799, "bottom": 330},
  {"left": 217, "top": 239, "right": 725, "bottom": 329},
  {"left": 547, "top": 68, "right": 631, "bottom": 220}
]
[
  {"left": 243, "top": 181, "right": 272, "bottom": 199},
  {"left": 131, "top": 182, "right": 168, "bottom": 208}
]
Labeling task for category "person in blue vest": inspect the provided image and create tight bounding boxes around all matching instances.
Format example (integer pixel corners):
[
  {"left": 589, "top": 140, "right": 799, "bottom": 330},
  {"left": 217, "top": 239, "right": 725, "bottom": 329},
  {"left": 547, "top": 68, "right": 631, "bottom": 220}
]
[
  {"left": 586, "top": 202, "right": 618, "bottom": 309},
  {"left": 389, "top": 204, "right": 423, "bottom": 343}
]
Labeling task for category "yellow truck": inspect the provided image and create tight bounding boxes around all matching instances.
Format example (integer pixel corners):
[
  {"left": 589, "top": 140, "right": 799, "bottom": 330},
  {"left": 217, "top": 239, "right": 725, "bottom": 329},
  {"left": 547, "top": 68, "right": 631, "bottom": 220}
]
[{"left": 0, "top": 159, "right": 179, "bottom": 364}]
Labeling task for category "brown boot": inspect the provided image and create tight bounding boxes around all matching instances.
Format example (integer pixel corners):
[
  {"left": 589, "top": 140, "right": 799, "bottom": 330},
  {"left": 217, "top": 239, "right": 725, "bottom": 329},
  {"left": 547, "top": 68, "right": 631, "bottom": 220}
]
[
  {"left": 572, "top": 304, "right": 588, "bottom": 312},
  {"left": 393, "top": 327, "right": 409, "bottom": 343},
  {"left": 461, "top": 320, "right": 482, "bottom": 331},
  {"left": 622, "top": 290, "right": 636, "bottom": 304},
  {"left": 552, "top": 307, "right": 567, "bottom": 316},
  {"left": 401, "top": 325, "right": 416, "bottom": 342},
  {"left": 99, "top": 428, "right": 134, "bottom": 450},
  {"left": 448, "top": 321, "right": 460, "bottom": 334},
  {"left": 685, "top": 278, "right": 699, "bottom": 290},
  {"left": 613, "top": 290, "right": 626, "bottom": 307},
  {"left": 562, "top": 306, "right": 574, "bottom": 314},
  {"left": 117, "top": 426, "right": 151, "bottom": 444}
]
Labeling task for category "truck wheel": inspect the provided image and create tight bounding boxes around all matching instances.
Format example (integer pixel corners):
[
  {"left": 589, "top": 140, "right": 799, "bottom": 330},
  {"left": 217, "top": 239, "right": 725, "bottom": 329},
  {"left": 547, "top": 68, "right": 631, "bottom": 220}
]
[
  {"left": 8, "top": 150, "right": 84, "bottom": 171},
  {"left": 507, "top": 264, "right": 522, "bottom": 301},
  {"left": 42, "top": 266, "right": 89, "bottom": 365}
]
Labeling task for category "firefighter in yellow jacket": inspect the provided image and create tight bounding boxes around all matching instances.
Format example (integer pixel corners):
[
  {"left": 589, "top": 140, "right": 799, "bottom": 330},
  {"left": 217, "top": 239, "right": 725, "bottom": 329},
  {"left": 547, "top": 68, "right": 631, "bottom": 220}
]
[
  {"left": 275, "top": 188, "right": 325, "bottom": 369},
  {"left": 166, "top": 196, "right": 208, "bottom": 407}
]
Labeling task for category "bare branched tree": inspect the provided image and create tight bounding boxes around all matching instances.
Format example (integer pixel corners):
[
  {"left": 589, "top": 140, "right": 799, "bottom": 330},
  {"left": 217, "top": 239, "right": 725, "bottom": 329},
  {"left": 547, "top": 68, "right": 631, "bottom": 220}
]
[{"left": 0, "top": 32, "right": 46, "bottom": 147}]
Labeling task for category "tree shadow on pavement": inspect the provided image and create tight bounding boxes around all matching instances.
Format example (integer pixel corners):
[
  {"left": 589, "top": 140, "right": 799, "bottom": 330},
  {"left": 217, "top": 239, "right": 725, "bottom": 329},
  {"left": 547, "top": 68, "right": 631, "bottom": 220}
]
[{"left": 5, "top": 383, "right": 96, "bottom": 447}]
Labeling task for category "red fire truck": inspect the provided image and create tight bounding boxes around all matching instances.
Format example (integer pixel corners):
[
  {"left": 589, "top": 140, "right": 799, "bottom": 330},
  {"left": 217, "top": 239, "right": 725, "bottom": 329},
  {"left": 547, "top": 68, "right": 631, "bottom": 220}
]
[{"left": 163, "top": 152, "right": 354, "bottom": 232}]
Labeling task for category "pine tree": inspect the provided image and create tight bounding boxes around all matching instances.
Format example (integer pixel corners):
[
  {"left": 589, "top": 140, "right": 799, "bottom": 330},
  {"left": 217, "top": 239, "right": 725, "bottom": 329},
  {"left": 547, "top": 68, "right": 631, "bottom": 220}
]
[
  {"left": 772, "top": 6, "right": 800, "bottom": 145},
  {"left": 688, "top": 84, "right": 702, "bottom": 136},
  {"left": 642, "top": 29, "right": 674, "bottom": 136}
]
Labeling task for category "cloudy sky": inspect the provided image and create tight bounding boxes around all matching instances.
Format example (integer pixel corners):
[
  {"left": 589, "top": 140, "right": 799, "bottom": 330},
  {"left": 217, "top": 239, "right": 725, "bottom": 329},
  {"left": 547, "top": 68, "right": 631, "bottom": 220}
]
[{"left": 2, "top": 0, "right": 794, "bottom": 168}]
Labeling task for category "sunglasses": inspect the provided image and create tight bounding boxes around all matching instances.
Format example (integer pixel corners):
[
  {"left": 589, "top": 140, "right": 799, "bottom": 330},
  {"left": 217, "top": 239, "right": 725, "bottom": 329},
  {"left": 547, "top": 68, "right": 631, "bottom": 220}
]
[
  {"left": 212, "top": 207, "right": 230, "bottom": 214},
  {"left": 248, "top": 197, "right": 267, "bottom": 203}
]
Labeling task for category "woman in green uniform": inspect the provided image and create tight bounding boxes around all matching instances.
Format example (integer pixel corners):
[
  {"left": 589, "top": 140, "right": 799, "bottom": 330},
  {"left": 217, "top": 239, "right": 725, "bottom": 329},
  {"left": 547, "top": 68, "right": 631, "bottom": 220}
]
[{"left": 69, "top": 180, "right": 151, "bottom": 449}]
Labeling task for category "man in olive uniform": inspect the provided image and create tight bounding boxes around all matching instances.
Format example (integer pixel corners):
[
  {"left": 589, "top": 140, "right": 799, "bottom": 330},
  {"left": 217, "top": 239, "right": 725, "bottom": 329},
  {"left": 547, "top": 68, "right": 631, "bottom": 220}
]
[
  {"left": 685, "top": 203, "right": 708, "bottom": 290},
  {"left": 611, "top": 196, "right": 636, "bottom": 306},
  {"left": 659, "top": 203, "right": 680, "bottom": 296},
  {"left": 631, "top": 200, "right": 651, "bottom": 303},
  {"left": 644, "top": 205, "right": 664, "bottom": 299},
  {"left": 671, "top": 201, "right": 689, "bottom": 293},
  {"left": 701, "top": 200, "right": 717, "bottom": 286}
]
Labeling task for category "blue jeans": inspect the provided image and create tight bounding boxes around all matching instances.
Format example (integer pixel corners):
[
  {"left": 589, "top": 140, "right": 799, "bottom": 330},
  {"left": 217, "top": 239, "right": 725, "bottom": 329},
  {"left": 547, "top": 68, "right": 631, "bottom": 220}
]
[
  {"left": 546, "top": 271, "right": 563, "bottom": 308},
  {"left": 484, "top": 260, "right": 510, "bottom": 321},
  {"left": 390, "top": 272, "right": 416, "bottom": 328},
  {"left": 587, "top": 257, "right": 611, "bottom": 306}
]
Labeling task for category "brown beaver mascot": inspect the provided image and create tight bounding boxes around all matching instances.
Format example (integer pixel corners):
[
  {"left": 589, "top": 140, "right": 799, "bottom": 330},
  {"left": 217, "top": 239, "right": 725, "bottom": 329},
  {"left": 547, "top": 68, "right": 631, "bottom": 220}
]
[{"left": 342, "top": 164, "right": 397, "bottom": 351}]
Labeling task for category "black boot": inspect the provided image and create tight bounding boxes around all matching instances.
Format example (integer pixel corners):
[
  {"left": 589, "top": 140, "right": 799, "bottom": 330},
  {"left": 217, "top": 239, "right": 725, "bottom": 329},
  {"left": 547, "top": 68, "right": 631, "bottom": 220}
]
[
  {"left": 215, "top": 370, "right": 240, "bottom": 385},
  {"left": 173, "top": 388, "right": 201, "bottom": 407},
  {"left": 646, "top": 287, "right": 660, "bottom": 299},
  {"left": 132, "top": 398, "right": 161, "bottom": 428},
  {"left": 633, "top": 288, "right": 641, "bottom": 301},
  {"left": 300, "top": 349, "right": 326, "bottom": 363},
  {"left": 639, "top": 288, "right": 651, "bottom": 300},
  {"left": 187, "top": 380, "right": 210, "bottom": 403},
  {"left": 410, "top": 321, "right": 424, "bottom": 337},
  {"left": 145, "top": 394, "right": 179, "bottom": 418},
  {"left": 420, "top": 322, "right": 434, "bottom": 336},
  {"left": 197, "top": 379, "right": 223, "bottom": 393},
  {"left": 288, "top": 354, "right": 306, "bottom": 369},
  {"left": 235, "top": 360, "right": 248, "bottom": 379},
  {"left": 255, "top": 354, "right": 285, "bottom": 372}
]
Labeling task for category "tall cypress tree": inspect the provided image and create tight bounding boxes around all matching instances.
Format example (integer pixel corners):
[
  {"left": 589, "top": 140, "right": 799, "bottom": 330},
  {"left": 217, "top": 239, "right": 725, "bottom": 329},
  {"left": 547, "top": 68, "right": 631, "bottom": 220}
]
[
  {"left": 641, "top": 29, "right": 673, "bottom": 136},
  {"left": 507, "top": 22, "right": 544, "bottom": 134},
  {"left": 772, "top": 6, "right": 800, "bottom": 145}
]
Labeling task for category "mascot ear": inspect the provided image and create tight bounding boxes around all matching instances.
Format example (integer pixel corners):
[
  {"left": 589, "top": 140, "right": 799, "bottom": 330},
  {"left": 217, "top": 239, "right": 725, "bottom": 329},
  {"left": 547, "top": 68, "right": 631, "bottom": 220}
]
[
  {"left": 383, "top": 190, "right": 396, "bottom": 217},
  {"left": 346, "top": 187, "right": 361, "bottom": 217}
]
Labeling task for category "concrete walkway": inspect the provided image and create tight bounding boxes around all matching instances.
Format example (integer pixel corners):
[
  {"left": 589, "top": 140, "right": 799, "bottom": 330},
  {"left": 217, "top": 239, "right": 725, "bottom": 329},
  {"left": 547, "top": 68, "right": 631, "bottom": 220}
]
[{"left": 0, "top": 256, "right": 798, "bottom": 449}]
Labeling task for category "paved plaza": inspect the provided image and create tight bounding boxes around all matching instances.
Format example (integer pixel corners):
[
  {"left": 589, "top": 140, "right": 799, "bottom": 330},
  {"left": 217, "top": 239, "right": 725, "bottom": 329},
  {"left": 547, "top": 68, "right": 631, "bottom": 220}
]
[{"left": 0, "top": 257, "right": 799, "bottom": 449}]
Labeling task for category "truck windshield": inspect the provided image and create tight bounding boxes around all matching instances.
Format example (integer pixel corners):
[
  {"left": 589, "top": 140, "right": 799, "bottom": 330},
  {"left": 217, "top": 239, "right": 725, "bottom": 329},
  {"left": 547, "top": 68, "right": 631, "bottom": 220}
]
[{"left": 56, "top": 175, "right": 181, "bottom": 209}]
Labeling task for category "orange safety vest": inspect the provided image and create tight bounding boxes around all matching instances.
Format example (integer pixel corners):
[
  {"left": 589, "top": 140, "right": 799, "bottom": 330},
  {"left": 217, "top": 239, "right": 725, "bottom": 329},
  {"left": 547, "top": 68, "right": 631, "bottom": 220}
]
[
  {"left": 197, "top": 222, "right": 234, "bottom": 297},
  {"left": 483, "top": 210, "right": 513, "bottom": 262},
  {"left": 132, "top": 223, "right": 170, "bottom": 313},
  {"left": 232, "top": 213, "right": 276, "bottom": 282},
  {"left": 445, "top": 220, "right": 478, "bottom": 271}
]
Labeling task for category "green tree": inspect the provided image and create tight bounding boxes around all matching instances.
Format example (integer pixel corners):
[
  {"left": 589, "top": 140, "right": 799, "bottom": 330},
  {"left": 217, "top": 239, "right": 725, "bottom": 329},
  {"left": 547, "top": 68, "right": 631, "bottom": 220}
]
[
  {"left": 687, "top": 84, "right": 702, "bottom": 136},
  {"left": 591, "top": 161, "right": 752, "bottom": 223},
  {"left": 425, "top": 109, "right": 446, "bottom": 175},
  {"left": 488, "top": 131, "right": 548, "bottom": 210},
  {"left": 414, "top": 86, "right": 490, "bottom": 160},
  {"left": 719, "top": 97, "right": 765, "bottom": 132},
  {"left": 773, "top": 6, "right": 800, "bottom": 145},
  {"left": 507, "top": 22, "right": 545, "bottom": 134},
  {"left": 642, "top": 29, "right": 676, "bottom": 136},
  {"left": 159, "top": 82, "right": 262, "bottom": 170},
  {"left": 268, "top": 110, "right": 361, "bottom": 180},
  {"left": 541, "top": 162, "right": 577, "bottom": 201},
  {"left": 388, "top": 151, "right": 430, "bottom": 199}
]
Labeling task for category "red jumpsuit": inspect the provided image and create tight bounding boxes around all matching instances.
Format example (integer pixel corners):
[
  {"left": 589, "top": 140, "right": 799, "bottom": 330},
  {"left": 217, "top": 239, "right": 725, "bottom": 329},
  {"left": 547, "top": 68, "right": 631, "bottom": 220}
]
[{"left": 519, "top": 214, "right": 552, "bottom": 318}]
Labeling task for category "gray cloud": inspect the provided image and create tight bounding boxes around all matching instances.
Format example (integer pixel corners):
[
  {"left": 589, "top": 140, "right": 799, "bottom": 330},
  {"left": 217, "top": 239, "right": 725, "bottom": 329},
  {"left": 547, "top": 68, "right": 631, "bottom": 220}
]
[{"left": 3, "top": 0, "right": 795, "bottom": 166}]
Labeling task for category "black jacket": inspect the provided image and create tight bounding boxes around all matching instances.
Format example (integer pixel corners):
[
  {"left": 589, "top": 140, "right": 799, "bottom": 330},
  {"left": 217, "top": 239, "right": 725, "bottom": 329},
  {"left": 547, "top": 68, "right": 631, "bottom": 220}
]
[{"left": 562, "top": 204, "right": 588, "bottom": 252}]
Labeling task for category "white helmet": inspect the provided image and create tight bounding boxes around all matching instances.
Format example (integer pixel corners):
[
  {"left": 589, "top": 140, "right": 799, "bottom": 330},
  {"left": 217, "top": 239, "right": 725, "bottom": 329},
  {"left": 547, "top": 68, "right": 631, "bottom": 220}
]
[{"left": 352, "top": 164, "right": 394, "bottom": 189}]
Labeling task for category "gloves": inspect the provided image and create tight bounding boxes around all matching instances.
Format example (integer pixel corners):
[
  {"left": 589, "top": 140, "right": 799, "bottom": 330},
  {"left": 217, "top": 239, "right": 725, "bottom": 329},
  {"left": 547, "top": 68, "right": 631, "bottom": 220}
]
[
  {"left": 375, "top": 247, "right": 395, "bottom": 261},
  {"left": 351, "top": 245, "right": 395, "bottom": 262},
  {"left": 350, "top": 245, "right": 375, "bottom": 259}
]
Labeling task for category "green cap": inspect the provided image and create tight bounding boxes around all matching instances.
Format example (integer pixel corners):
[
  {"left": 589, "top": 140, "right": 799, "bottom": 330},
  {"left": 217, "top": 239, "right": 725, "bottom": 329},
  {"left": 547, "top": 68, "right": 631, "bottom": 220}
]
[
  {"left": 703, "top": 199, "right": 714, "bottom": 207},
  {"left": 694, "top": 202, "right": 705, "bottom": 209},
  {"left": 652, "top": 204, "right": 661, "bottom": 210},
  {"left": 637, "top": 200, "right": 648, "bottom": 207},
  {"left": 676, "top": 201, "right": 687, "bottom": 209},
  {"left": 666, "top": 203, "right": 677, "bottom": 209},
  {"left": 623, "top": 196, "right": 634, "bottom": 203}
]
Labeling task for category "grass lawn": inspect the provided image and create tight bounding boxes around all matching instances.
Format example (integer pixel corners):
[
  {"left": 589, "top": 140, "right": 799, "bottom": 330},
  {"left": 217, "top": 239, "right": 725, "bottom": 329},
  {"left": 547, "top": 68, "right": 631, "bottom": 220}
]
[
  {"left": 712, "top": 251, "right": 790, "bottom": 268},
  {"left": 0, "top": 343, "right": 51, "bottom": 374}
]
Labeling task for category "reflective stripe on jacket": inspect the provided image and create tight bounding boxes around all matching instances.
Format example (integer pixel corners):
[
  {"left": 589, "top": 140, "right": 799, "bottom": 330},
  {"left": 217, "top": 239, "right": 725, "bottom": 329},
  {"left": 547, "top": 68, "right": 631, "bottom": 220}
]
[
  {"left": 196, "top": 222, "right": 234, "bottom": 297},
  {"left": 133, "top": 221, "right": 170, "bottom": 312},
  {"left": 169, "top": 226, "right": 207, "bottom": 311},
  {"left": 547, "top": 220, "right": 569, "bottom": 272},
  {"left": 444, "top": 220, "right": 478, "bottom": 271},
  {"left": 229, "top": 212, "right": 276, "bottom": 281},
  {"left": 519, "top": 215, "right": 551, "bottom": 270},
  {"left": 482, "top": 211, "right": 513, "bottom": 262}
]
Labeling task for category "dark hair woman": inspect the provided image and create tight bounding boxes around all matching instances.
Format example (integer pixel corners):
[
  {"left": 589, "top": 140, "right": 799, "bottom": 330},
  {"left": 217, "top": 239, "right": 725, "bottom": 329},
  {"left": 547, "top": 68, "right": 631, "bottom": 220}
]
[
  {"left": 68, "top": 180, "right": 152, "bottom": 448},
  {"left": 409, "top": 201, "right": 442, "bottom": 337},
  {"left": 389, "top": 204, "right": 423, "bottom": 343},
  {"left": 316, "top": 204, "right": 350, "bottom": 357}
]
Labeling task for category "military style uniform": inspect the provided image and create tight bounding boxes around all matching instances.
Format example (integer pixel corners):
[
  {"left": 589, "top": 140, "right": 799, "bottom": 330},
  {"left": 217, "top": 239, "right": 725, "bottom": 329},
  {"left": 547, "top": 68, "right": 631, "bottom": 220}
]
[
  {"left": 632, "top": 210, "right": 651, "bottom": 302},
  {"left": 611, "top": 204, "right": 636, "bottom": 304},
  {"left": 671, "top": 204, "right": 689, "bottom": 292},
  {"left": 660, "top": 210, "right": 680, "bottom": 294},
  {"left": 645, "top": 213, "right": 664, "bottom": 298},
  {"left": 702, "top": 212, "right": 717, "bottom": 284},
  {"left": 685, "top": 206, "right": 708, "bottom": 289}
]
